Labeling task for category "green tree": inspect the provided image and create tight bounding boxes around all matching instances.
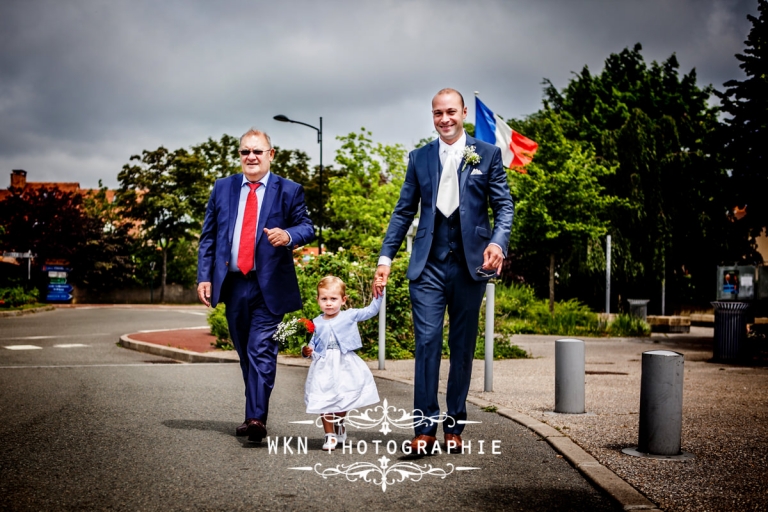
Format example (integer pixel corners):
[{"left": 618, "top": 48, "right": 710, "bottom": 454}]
[
  {"left": 117, "top": 146, "right": 213, "bottom": 301},
  {"left": 718, "top": 0, "right": 768, "bottom": 244},
  {"left": 542, "top": 43, "right": 736, "bottom": 309},
  {"left": 509, "top": 112, "right": 619, "bottom": 312},
  {"left": 192, "top": 134, "right": 241, "bottom": 180},
  {"left": 324, "top": 129, "right": 407, "bottom": 253}
]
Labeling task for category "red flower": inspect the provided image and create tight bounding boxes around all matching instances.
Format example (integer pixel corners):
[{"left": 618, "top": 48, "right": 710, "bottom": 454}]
[{"left": 299, "top": 318, "right": 315, "bottom": 333}]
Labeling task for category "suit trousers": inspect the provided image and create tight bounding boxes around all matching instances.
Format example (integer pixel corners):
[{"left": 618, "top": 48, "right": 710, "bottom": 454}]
[
  {"left": 222, "top": 273, "right": 283, "bottom": 423},
  {"left": 409, "top": 253, "right": 487, "bottom": 436}
]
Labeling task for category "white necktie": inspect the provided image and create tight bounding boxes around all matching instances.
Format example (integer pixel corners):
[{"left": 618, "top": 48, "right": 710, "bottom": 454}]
[{"left": 436, "top": 149, "right": 460, "bottom": 217}]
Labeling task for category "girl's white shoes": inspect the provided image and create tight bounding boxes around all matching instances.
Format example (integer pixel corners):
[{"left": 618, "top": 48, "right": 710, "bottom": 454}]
[
  {"left": 322, "top": 433, "right": 338, "bottom": 451},
  {"left": 335, "top": 422, "right": 347, "bottom": 444}
]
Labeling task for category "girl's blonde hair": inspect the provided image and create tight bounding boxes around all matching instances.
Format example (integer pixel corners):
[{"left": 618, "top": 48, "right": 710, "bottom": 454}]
[{"left": 317, "top": 276, "right": 346, "bottom": 296}]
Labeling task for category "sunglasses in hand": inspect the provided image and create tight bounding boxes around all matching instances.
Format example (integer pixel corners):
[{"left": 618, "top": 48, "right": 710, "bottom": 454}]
[{"left": 475, "top": 266, "right": 497, "bottom": 278}]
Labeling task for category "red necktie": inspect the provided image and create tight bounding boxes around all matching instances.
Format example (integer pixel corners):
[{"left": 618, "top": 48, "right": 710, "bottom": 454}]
[{"left": 237, "top": 182, "right": 261, "bottom": 275}]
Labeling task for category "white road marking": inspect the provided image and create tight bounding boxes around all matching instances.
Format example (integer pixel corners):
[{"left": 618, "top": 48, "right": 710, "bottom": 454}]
[
  {"left": 54, "top": 344, "right": 89, "bottom": 348},
  {"left": 0, "top": 363, "right": 241, "bottom": 369},
  {"left": 172, "top": 310, "right": 208, "bottom": 316},
  {"left": 0, "top": 333, "right": 109, "bottom": 340},
  {"left": 3, "top": 345, "right": 43, "bottom": 350}
]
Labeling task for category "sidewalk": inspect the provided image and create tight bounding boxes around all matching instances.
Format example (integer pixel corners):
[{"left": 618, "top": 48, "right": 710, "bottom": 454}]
[{"left": 119, "top": 326, "right": 767, "bottom": 512}]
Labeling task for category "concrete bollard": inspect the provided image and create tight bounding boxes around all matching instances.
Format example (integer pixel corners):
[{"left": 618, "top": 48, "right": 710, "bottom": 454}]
[
  {"left": 555, "top": 339, "right": 585, "bottom": 413},
  {"left": 638, "top": 350, "right": 683, "bottom": 455}
]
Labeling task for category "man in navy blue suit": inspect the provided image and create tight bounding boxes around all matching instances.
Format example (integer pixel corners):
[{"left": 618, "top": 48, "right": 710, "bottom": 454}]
[
  {"left": 197, "top": 128, "right": 315, "bottom": 442},
  {"left": 375, "top": 89, "right": 514, "bottom": 454}
]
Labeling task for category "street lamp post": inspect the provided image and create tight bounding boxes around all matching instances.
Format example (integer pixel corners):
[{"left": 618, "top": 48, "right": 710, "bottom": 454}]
[{"left": 273, "top": 114, "right": 323, "bottom": 255}]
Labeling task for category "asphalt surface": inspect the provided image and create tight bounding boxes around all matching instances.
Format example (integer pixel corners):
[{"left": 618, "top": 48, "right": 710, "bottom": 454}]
[{"left": 0, "top": 308, "right": 621, "bottom": 511}]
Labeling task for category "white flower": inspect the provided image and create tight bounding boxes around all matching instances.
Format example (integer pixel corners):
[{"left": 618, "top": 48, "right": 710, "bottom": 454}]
[{"left": 461, "top": 145, "right": 481, "bottom": 172}]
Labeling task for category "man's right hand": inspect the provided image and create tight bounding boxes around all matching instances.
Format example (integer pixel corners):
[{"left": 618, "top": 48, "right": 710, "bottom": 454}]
[
  {"left": 197, "top": 282, "right": 212, "bottom": 307},
  {"left": 373, "top": 265, "right": 390, "bottom": 298}
]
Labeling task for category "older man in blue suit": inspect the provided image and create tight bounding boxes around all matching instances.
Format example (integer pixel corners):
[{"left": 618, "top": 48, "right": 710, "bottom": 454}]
[
  {"left": 198, "top": 128, "right": 315, "bottom": 442},
  {"left": 375, "top": 89, "right": 514, "bottom": 454}
]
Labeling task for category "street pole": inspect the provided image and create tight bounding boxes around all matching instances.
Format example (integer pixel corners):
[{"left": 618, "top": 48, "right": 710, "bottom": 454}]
[
  {"left": 274, "top": 114, "right": 323, "bottom": 254},
  {"left": 150, "top": 261, "right": 155, "bottom": 304},
  {"left": 605, "top": 235, "right": 611, "bottom": 314},
  {"left": 318, "top": 116, "right": 323, "bottom": 255}
]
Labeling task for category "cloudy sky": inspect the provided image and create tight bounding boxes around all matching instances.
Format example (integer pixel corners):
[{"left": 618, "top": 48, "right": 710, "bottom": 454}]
[{"left": 0, "top": 0, "right": 758, "bottom": 189}]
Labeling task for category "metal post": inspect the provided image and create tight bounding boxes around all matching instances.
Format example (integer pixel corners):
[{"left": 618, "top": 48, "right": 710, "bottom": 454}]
[
  {"left": 484, "top": 282, "right": 495, "bottom": 392},
  {"left": 661, "top": 257, "right": 666, "bottom": 316},
  {"left": 318, "top": 116, "right": 323, "bottom": 255},
  {"left": 378, "top": 287, "right": 386, "bottom": 370},
  {"left": 27, "top": 251, "right": 32, "bottom": 280},
  {"left": 605, "top": 235, "right": 611, "bottom": 314},
  {"left": 637, "top": 350, "right": 684, "bottom": 455},
  {"left": 555, "top": 339, "right": 585, "bottom": 413}
]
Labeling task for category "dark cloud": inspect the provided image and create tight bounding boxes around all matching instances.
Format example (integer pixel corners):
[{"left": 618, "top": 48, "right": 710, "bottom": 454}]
[{"left": 0, "top": 0, "right": 758, "bottom": 187}]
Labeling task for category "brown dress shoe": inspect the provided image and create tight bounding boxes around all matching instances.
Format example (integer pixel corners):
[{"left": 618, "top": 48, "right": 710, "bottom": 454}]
[
  {"left": 410, "top": 434, "right": 438, "bottom": 455},
  {"left": 235, "top": 421, "right": 248, "bottom": 437},
  {"left": 246, "top": 418, "right": 267, "bottom": 443},
  {"left": 444, "top": 433, "right": 463, "bottom": 453}
]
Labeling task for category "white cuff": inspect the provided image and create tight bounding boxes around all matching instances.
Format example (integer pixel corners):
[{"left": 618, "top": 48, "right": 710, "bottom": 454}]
[
  {"left": 377, "top": 256, "right": 392, "bottom": 267},
  {"left": 488, "top": 242, "right": 504, "bottom": 254}
]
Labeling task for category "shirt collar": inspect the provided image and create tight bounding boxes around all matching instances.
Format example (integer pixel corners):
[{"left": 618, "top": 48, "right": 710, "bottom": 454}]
[
  {"left": 241, "top": 171, "right": 270, "bottom": 188},
  {"left": 438, "top": 131, "right": 466, "bottom": 155}
]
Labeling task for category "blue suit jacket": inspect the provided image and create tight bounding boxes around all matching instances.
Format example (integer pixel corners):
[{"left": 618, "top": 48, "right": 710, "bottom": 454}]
[
  {"left": 197, "top": 173, "right": 315, "bottom": 314},
  {"left": 380, "top": 135, "right": 514, "bottom": 280}
]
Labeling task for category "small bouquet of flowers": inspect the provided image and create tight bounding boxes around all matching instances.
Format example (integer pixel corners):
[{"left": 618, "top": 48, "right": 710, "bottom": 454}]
[{"left": 274, "top": 317, "right": 315, "bottom": 348}]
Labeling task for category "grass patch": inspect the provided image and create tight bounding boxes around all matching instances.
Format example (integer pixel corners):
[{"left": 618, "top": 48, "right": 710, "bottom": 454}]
[
  {"left": 607, "top": 314, "right": 651, "bottom": 337},
  {"left": 481, "top": 405, "right": 498, "bottom": 413}
]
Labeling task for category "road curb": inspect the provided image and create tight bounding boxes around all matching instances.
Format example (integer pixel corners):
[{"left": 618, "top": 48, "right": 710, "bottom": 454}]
[
  {"left": 0, "top": 305, "right": 56, "bottom": 317},
  {"left": 369, "top": 374, "right": 661, "bottom": 512},
  {"left": 118, "top": 334, "right": 238, "bottom": 363}
]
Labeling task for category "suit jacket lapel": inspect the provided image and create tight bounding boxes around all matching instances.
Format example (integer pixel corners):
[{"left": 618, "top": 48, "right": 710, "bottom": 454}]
[
  {"left": 256, "top": 174, "right": 279, "bottom": 247},
  {"left": 459, "top": 135, "right": 475, "bottom": 194},
  {"left": 227, "top": 174, "right": 242, "bottom": 243},
  {"left": 428, "top": 140, "right": 440, "bottom": 210}
]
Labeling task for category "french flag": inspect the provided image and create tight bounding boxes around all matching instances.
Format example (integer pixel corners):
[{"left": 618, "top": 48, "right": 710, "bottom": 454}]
[{"left": 475, "top": 95, "right": 538, "bottom": 172}]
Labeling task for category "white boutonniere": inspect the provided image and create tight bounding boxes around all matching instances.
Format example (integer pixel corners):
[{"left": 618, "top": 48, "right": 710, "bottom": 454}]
[{"left": 461, "top": 145, "right": 481, "bottom": 172}]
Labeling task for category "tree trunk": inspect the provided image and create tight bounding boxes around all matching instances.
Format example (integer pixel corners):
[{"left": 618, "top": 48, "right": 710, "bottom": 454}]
[
  {"left": 549, "top": 253, "right": 555, "bottom": 314},
  {"left": 160, "top": 247, "right": 167, "bottom": 303}
]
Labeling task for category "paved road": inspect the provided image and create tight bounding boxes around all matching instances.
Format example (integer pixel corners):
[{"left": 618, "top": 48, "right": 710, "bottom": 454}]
[{"left": 0, "top": 308, "right": 620, "bottom": 511}]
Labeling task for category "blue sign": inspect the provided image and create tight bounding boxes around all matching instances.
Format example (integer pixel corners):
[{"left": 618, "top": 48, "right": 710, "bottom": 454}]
[
  {"left": 43, "top": 265, "right": 72, "bottom": 272},
  {"left": 48, "top": 283, "right": 73, "bottom": 293},
  {"left": 46, "top": 293, "right": 72, "bottom": 301}
]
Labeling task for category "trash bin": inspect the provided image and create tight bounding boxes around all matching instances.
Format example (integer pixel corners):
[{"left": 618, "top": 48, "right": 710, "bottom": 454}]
[
  {"left": 628, "top": 299, "right": 650, "bottom": 321},
  {"left": 711, "top": 301, "right": 750, "bottom": 362}
]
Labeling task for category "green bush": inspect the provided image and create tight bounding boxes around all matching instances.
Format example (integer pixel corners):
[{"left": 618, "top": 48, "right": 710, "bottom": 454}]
[
  {"left": 607, "top": 314, "right": 651, "bottom": 337},
  {"left": 474, "top": 335, "right": 530, "bottom": 359},
  {"left": 493, "top": 282, "right": 602, "bottom": 336},
  {"left": 0, "top": 287, "right": 39, "bottom": 308},
  {"left": 207, "top": 303, "right": 233, "bottom": 350}
]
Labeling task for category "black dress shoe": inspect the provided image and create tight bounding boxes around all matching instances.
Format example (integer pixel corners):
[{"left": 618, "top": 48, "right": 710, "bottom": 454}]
[
  {"left": 247, "top": 418, "right": 267, "bottom": 443},
  {"left": 236, "top": 422, "right": 248, "bottom": 437}
]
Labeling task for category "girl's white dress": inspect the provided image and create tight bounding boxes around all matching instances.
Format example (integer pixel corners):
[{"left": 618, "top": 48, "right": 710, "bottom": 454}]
[{"left": 304, "top": 331, "right": 380, "bottom": 414}]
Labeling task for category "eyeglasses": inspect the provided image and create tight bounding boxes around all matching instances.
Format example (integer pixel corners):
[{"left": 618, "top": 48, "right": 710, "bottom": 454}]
[{"left": 239, "top": 148, "right": 272, "bottom": 156}]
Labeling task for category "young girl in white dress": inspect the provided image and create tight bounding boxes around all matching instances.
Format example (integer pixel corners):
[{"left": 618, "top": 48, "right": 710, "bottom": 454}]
[{"left": 302, "top": 276, "right": 382, "bottom": 451}]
